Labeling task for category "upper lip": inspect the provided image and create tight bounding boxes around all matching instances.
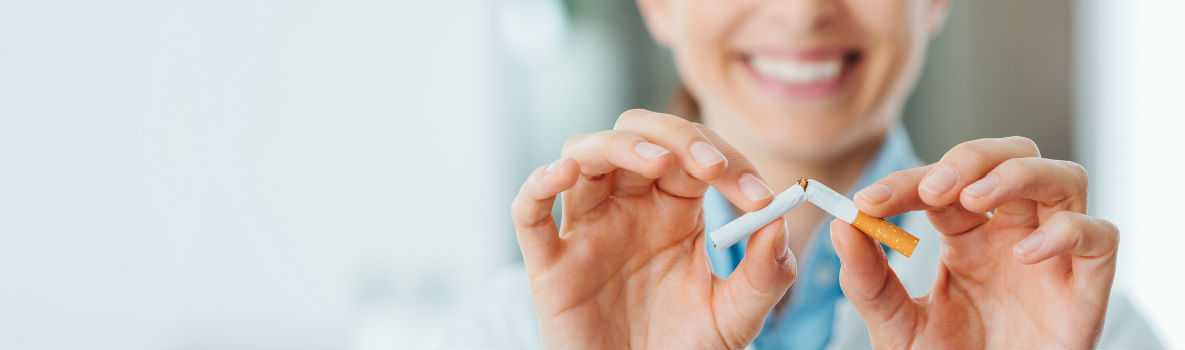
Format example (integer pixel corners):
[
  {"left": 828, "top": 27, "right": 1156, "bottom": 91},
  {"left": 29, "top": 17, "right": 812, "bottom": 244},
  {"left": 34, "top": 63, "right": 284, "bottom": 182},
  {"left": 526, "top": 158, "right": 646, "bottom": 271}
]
[{"left": 743, "top": 47, "right": 859, "bottom": 61}]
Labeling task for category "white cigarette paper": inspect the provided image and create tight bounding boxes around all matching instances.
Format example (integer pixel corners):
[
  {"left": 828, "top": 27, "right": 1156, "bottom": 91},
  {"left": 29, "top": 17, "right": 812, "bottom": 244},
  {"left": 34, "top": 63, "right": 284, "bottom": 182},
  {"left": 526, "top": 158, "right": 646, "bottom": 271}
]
[
  {"left": 709, "top": 178, "right": 921, "bottom": 256},
  {"left": 806, "top": 179, "right": 921, "bottom": 257},
  {"left": 803, "top": 179, "right": 858, "bottom": 224},
  {"left": 709, "top": 185, "right": 805, "bottom": 249}
]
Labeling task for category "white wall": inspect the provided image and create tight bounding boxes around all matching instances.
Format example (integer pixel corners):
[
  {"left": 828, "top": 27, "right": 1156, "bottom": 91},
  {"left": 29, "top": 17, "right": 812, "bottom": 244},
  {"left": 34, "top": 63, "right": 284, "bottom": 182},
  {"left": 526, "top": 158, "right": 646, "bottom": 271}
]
[
  {"left": 0, "top": 1, "right": 504, "bottom": 349},
  {"left": 1078, "top": 1, "right": 1185, "bottom": 349}
]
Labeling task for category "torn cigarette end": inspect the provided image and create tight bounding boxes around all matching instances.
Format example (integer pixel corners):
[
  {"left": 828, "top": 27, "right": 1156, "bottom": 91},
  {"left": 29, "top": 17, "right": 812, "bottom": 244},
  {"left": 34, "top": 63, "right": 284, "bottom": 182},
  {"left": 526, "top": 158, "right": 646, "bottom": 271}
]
[
  {"left": 852, "top": 212, "right": 920, "bottom": 257},
  {"left": 708, "top": 185, "right": 806, "bottom": 250}
]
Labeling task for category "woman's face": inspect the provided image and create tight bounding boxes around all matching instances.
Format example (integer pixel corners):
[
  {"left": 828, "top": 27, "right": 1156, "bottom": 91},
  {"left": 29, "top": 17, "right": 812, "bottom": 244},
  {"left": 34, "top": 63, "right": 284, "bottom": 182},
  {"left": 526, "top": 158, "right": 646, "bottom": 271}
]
[{"left": 640, "top": 0, "right": 947, "bottom": 160}]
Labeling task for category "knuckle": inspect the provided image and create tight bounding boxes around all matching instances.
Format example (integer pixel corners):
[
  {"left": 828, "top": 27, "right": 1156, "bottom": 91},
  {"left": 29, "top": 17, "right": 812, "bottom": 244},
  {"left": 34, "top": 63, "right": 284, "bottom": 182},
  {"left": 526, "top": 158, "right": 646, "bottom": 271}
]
[
  {"left": 653, "top": 111, "right": 686, "bottom": 124},
  {"left": 643, "top": 160, "right": 672, "bottom": 178},
  {"left": 948, "top": 138, "right": 988, "bottom": 159},
  {"left": 1099, "top": 218, "right": 1120, "bottom": 245},
  {"left": 561, "top": 133, "right": 591, "bottom": 154},
  {"left": 1006, "top": 135, "right": 1040, "bottom": 156},
  {"left": 1046, "top": 210, "right": 1079, "bottom": 227},
  {"left": 676, "top": 120, "right": 704, "bottom": 140},
  {"left": 885, "top": 169, "right": 915, "bottom": 186},
  {"left": 561, "top": 131, "right": 613, "bottom": 157},
  {"left": 607, "top": 129, "right": 639, "bottom": 144},
  {"left": 1061, "top": 160, "right": 1089, "bottom": 190},
  {"left": 614, "top": 109, "right": 694, "bottom": 138},
  {"left": 1095, "top": 217, "right": 1119, "bottom": 234},
  {"left": 945, "top": 140, "right": 992, "bottom": 168},
  {"left": 510, "top": 195, "right": 532, "bottom": 224},
  {"left": 647, "top": 111, "right": 696, "bottom": 136},
  {"left": 610, "top": 131, "right": 650, "bottom": 157},
  {"left": 1064, "top": 213, "right": 1097, "bottom": 236},
  {"left": 950, "top": 138, "right": 991, "bottom": 154},
  {"left": 614, "top": 108, "right": 654, "bottom": 129},
  {"left": 996, "top": 157, "right": 1042, "bottom": 183},
  {"left": 997, "top": 157, "right": 1030, "bottom": 174}
]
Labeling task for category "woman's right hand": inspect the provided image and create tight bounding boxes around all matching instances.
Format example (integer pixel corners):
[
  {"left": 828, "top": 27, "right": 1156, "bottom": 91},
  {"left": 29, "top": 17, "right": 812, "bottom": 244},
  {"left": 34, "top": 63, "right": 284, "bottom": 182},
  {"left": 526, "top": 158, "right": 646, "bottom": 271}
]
[{"left": 511, "top": 109, "right": 798, "bottom": 349}]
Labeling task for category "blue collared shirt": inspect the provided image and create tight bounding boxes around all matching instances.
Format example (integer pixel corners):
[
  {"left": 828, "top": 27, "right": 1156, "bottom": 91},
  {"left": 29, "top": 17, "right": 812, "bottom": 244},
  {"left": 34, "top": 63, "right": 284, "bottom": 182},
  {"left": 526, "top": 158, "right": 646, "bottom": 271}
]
[{"left": 703, "top": 125, "right": 921, "bottom": 350}]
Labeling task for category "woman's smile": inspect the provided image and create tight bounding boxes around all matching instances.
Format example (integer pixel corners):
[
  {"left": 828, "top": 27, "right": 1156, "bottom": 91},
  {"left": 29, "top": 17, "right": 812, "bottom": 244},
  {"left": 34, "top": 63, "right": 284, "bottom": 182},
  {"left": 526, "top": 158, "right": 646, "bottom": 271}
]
[{"left": 741, "top": 48, "right": 863, "bottom": 102}]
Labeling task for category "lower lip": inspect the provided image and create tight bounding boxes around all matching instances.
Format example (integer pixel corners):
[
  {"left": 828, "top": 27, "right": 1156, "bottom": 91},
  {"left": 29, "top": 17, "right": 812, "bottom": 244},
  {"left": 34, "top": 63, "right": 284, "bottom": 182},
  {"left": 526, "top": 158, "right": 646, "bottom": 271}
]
[{"left": 742, "top": 57, "right": 859, "bottom": 100}]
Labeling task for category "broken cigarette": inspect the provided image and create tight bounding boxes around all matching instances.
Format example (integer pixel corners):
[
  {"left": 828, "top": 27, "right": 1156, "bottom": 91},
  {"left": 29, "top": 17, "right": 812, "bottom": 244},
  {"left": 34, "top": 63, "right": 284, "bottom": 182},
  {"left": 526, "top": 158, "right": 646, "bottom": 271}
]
[
  {"left": 803, "top": 179, "right": 919, "bottom": 257},
  {"left": 709, "top": 185, "right": 805, "bottom": 249},
  {"left": 708, "top": 178, "right": 920, "bottom": 257}
]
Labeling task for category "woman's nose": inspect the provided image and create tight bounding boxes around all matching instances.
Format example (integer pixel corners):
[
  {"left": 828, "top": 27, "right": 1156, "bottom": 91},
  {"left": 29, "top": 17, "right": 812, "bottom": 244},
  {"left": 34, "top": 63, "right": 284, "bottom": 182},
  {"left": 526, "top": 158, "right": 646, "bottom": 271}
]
[{"left": 760, "top": 0, "right": 840, "bottom": 33}]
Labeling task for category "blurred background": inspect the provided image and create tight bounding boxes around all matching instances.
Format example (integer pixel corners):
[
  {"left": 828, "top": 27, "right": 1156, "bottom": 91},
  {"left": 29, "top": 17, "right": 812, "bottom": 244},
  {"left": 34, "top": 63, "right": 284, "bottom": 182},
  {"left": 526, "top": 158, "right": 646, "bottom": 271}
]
[{"left": 0, "top": 0, "right": 1181, "bottom": 349}]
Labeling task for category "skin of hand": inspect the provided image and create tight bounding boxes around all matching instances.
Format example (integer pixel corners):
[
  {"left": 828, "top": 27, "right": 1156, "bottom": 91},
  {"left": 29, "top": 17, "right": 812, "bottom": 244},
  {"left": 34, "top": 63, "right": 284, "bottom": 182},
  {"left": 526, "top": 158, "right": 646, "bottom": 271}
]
[
  {"left": 511, "top": 109, "right": 798, "bottom": 349},
  {"left": 833, "top": 136, "right": 1119, "bottom": 349}
]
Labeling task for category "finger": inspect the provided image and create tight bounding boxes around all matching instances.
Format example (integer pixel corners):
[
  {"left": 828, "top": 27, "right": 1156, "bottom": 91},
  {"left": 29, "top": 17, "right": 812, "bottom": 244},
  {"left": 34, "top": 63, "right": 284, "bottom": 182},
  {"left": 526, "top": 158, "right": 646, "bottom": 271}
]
[
  {"left": 653, "top": 166, "right": 708, "bottom": 199},
  {"left": 616, "top": 141, "right": 678, "bottom": 196},
  {"left": 854, "top": 167, "right": 991, "bottom": 270},
  {"left": 712, "top": 217, "right": 796, "bottom": 345},
  {"left": 959, "top": 158, "right": 1089, "bottom": 222},
  {"left": 561, "top": 130, "right": 673, "bottom": 178},
  {"left": 511, "top": 159, "right": 579, "bottom": 274},
  {"left": 855, "top": 166, "right": 988, "bottom": 235},
  {"left": 918, "top": 136, "right": 1041, "bottom": 207},
  {"left": 1013, "top": 212, "right": 1119, "bottom": 268},
  {"left": 830, "top": 219, "right": 919, "bottom": 343},
  {"left": 854, "top": 166, "right": 931, "bottom": 217},
  {"left": 1013, "top": 212, "right": 1119, "bottom": 296},
  {"left": 560, "top": 130, "right": 674, "bottom": 213},
  {"left": 614, "top": 109, "right": 773, "bottom": 211}
]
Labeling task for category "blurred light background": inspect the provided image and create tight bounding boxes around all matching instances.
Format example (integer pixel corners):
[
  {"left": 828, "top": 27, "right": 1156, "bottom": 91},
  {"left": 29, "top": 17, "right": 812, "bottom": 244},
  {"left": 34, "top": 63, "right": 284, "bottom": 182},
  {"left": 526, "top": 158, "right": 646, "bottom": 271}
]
[{"left": 0, "top": 0, "right": 1181, "bottom": 349}]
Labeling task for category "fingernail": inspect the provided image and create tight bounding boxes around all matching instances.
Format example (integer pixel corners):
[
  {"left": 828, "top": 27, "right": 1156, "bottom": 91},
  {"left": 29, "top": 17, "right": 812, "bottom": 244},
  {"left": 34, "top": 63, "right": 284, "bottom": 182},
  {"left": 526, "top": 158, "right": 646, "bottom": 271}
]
[
  {"left": 856, "top": 183, "right": 892, "bottom": 204},
  {"left": 634, "top": 141, "right": 670, "bottom": 160},
  {"left": 545, "top": 159, "right": 561, "bottom": 173},
  {"left": 738, "top": 173, "right": 772, "bottom": 201},
  {"left": 779, "top": 220, "right": 795, "bottom": 269},
  {"left": 964, "top": 174, "right": 998, "bottom": 198},
  {"left": 921, "top": 165, "right": 958, "bottom": 195},
  {"left": 690, "top": 141, "right": 725, "bottom": 166},
  {"left": 1013, "top": 231, "right": 1045, "bottom": 257},
  {"left": 776, "top": 244, "right": 796, "bottom": 268}
]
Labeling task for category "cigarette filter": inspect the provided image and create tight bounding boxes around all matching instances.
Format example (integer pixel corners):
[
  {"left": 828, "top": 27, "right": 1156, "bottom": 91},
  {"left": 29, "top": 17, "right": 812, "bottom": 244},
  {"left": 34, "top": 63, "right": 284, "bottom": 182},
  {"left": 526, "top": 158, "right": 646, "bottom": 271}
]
[
  {"left": 709, "top": 185, "right": 805, "bottom": 249},
  {"left": 804, "top": 179, "right": 919, "bottom": 257}
]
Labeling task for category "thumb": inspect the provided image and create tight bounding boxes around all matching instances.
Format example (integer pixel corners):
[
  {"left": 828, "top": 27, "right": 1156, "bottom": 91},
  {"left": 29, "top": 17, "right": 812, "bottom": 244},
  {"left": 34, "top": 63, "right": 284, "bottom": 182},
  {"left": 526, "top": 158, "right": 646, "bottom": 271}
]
[
  {"left": 831, "top": 219, "right": 919, "bottom": 348},
  {"left": 712, "top": 217, "right": 797, "bottom": 348}
]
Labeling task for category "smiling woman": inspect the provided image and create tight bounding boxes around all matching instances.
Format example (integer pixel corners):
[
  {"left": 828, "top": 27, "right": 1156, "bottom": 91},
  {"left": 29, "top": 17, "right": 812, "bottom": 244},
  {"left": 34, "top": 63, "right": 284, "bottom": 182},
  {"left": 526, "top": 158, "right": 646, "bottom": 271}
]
[
  {"left": 1, "top": 0, "right": 1179, "bottom": 349},
  {"left": 462, "top": 0, "right": 1167, "bottom": 348}
]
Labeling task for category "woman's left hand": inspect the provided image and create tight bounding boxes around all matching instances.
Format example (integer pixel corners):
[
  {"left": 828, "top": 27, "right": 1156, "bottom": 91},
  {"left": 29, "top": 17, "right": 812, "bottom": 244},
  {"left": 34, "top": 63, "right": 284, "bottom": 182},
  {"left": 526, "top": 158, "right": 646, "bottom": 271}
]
[{"left": 833, "top": 136, "right": 1118, "bottom": 349}]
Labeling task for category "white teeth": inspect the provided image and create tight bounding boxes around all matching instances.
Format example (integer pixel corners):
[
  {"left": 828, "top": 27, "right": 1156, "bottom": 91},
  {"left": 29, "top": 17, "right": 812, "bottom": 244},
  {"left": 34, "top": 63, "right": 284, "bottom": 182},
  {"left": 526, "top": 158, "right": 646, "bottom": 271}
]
[{"left": 751, "top": 57, "right": 842, "bottom": 84}]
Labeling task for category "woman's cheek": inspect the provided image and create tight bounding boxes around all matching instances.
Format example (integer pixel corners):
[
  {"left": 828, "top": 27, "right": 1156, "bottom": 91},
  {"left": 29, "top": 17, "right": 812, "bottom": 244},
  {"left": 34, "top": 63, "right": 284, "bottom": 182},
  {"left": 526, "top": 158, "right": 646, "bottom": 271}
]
[{"left": 674, "top": 8, "right": 741, "bottom": 108}]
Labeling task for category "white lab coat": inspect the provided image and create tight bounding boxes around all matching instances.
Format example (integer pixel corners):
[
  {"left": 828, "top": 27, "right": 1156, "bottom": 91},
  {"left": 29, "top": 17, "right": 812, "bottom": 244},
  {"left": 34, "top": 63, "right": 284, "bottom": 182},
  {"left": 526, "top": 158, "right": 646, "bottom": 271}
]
[{"left": 446, "top": 210, "right": 1163, "bottom": 349}]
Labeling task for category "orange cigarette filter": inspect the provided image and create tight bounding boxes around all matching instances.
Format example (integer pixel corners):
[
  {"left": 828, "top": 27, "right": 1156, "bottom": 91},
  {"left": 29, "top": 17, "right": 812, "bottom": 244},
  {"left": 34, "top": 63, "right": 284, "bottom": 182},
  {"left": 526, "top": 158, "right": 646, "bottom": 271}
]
[
  {"left": 800, "top": 178, "right": 920, "bottom": 258},
  {"left": 852, "top": 212, "right": 920, "bottom": 257}
]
